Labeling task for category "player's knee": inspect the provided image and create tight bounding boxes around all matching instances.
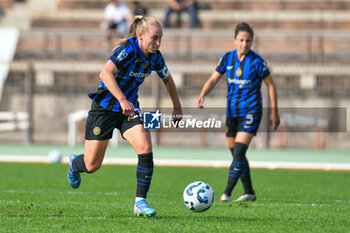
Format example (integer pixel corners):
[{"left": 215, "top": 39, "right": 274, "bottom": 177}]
[
  {"left": 85, "top": 162, "right": 101, "bottom": 173},
  {"left": 137, "top": 143, "right": 152, "bottom": 154},
  {"left": 233, "top": 142, "right": 248, "bottom": 162}
]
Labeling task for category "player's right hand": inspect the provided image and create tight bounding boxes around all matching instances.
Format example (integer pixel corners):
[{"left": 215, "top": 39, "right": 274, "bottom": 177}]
[{"left": 120, "top": 99, "right": 135, "bottom": 121}]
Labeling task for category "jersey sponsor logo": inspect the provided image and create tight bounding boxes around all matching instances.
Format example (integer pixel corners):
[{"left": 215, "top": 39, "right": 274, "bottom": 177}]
[
  {"left": 129, "top": 71, "right": 151, "bottom": 78},
  {"left": 117, "top": 50, "right": 128, "bottom": 61},
  {"left": 227, "top": 66, "right": 233, "bottom": 70},
  {"left": 228, "top": 78, "right": 251, "bottom": 89}
]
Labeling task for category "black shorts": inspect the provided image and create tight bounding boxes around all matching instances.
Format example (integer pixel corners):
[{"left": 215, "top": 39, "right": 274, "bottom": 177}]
[
  {"left": 85, "top": 101, "right": 142, "bottom": 140},
  {"left": 225, "top": 111, "right": 262, "bottom": 137}
]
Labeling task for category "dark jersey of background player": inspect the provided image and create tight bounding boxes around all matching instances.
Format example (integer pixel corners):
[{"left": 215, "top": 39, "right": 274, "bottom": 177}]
[
  {"left": 216, "top": 50, "right": 270, "bottom": 118},
  {"left": 197, "top": 22, "right": 280, "bottom": 202}
]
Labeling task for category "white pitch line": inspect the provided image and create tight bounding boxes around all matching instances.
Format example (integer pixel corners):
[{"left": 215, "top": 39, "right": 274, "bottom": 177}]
[
  {"left": 0, "top": 155, "right": 54, "bottom": 163},
  {"left": 1, "top": 199, "right": 348, "bottom": 208},
  {"left": 250, "top": 161, "right": 350, "bottom": 171},
  {"left": 1, "top": 155, "right": 350, "bottom": 171}
]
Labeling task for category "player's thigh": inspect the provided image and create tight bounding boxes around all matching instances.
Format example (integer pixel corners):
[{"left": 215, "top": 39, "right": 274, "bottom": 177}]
[
  {"left": 123, "top": 124, "right": 152, "bottom": 154},
  {"left": 235, "top": 112, "right": 260, "bottom": 145},
  {"left": 235, "top": 132, "right": 254, "bottom": 146},
  {"left": 226, "top": 112, "right": 260, "bottom": 146},
  {"left": 84, "top": 102, "right": 121, "bottom": 167},
  {"left": 226, "top": 137, "right": 236, "bottom": 148}
]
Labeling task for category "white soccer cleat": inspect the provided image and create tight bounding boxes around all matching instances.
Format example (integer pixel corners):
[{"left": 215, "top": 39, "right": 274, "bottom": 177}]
[
  {"left": 220, "top": 193, "right": 231, "bottom": 202},
  {"left": 235, "top": 194, "right": 257, "bottom": 202}
]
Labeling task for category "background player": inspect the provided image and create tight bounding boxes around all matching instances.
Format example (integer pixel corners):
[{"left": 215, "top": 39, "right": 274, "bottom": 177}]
[
  {"left": 197, "top": 22, "right": 280, "bottom": 202},
  {"left": 67, "top": 16, "right": 182, "bottom": 217}
]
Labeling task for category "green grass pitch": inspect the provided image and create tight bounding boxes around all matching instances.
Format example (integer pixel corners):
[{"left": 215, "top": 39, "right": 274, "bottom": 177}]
[{"left": 1, "top": 163, "right": 350, "bottom": 232}]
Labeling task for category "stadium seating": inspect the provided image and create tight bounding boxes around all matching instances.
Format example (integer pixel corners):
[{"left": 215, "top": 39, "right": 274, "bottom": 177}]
[
  {"left": 56, "top": 0, "right": 350, "bottom": 11},
  {"left": 57, "top": 0, "right": 165, "bottom": 9},
  {"left": 12, "top": 0, "right": 350, "bottom": 64},
  {"left": 28, "top": 0, "right": 350, "bottom": 29},
  {"left": 30, "top": 8, "right": 350, "bottom": 30}
]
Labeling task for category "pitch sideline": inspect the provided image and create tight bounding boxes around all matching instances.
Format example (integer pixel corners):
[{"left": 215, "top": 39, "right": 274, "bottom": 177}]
[{"left": 0, "top": 154, "right": 350, "bottom": 171}]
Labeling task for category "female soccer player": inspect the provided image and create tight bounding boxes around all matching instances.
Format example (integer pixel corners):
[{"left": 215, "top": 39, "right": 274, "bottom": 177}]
[
  {"left": 197, "top": 22, "right": 280, "bottom": 202},
  {"left": 67, "top": 16, "right": 182, "bottom": 217}
]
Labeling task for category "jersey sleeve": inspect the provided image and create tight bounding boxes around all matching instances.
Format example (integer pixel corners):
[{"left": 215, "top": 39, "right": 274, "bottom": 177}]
[
  {"left": 109, "top": 42, "right": 134, "bottom": 70},
  {"left": 154, "top": 52, "right": 170, "bottom": 79},
  {"left": 215, "top": 53, "right": 228, "bottom": 74},
  {"left": 257, "top": 60, "right": 270, "bottom": 79}
]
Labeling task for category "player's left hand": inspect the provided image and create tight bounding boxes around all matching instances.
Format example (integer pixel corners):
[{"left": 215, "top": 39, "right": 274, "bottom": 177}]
[
  {"left": 172, "top": 107, "right": 183, "bottom": 124},
  {"left": 196, "top": 96, "right": 205, "bottom": 108}
]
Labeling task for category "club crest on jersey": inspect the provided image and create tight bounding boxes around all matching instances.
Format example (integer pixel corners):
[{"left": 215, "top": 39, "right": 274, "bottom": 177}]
[
  {"left": 117, "top": 50, "right": 128, "bottom": 61},
  {"left": 236, "top": 68, "right": 242, "bottom": 77},
  {"left": 143, "top": 63, "right": 150, "bottom": 69}
]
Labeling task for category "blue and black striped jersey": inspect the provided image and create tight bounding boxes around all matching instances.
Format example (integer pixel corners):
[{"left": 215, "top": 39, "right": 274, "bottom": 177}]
[
  {"left": 216, "top": 50, "right": 270, "bottom": 117},
  {"left": 88, "top": 37, "right": 169, "bottom": 112}
]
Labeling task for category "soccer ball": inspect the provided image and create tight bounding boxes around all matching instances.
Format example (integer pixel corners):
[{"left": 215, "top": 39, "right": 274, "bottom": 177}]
[
  {"left": 48, "top": 149, "right": 62, "bottom": 163},
  {"left": 183, "top": 181, "right": 214, "bottom": 212}
]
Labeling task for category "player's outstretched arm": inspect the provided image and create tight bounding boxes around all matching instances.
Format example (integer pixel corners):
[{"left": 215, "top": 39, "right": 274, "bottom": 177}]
[
  {"left": 162, "top": 74, "right": 183, "bottom": 122},
  {"left": 197, "top": 71, "right": 222, "bottom": 108},
  {"left": 263, "top": 75, "right": 280, "bottom": 130}
]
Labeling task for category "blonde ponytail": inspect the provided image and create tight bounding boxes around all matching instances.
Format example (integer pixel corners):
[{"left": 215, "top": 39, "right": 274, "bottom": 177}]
[
  {"left": 128, "top": 15, "right": 144, "bottom": 38},
  {"left": 113, "top": 16, "right": 162, "bottom": 50}
]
